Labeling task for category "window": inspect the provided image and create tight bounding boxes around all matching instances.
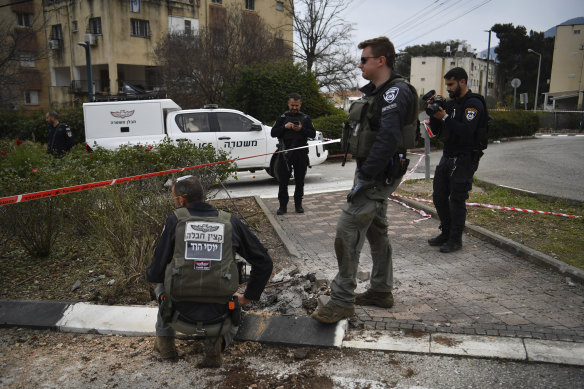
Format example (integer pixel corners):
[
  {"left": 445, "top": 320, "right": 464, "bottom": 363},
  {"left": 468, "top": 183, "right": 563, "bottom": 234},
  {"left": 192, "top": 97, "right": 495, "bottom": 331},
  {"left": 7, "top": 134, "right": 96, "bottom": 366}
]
[
  {"left": 24, "top": 90, "right": 39, "bottom": 105},
  {"left": 89, "top": 17, "right": 102, "bottom": 34},
  {"left": 185, "top": 20, "right": 192, "bottom": 35},
  {"left": 421, "top": 61, "right": 426, "bottom": 64},
  {"left": 245, "top": 0, "right": 254, "bottom": 10},
  {"left": 420, "top": 77, "right": 425, "bottom": 81},
  {"left": 175, "top": 113, "right": 211, "bottom": 133},
  {"left": 574, "top": 29, "right": 581, "bottom": 35},
  {"left": 131, "top": 19, "right": 150, "bottom": 37},
  {"left": 51, "top": 24, "right": 63, "bottom": 40},
  {"left": 276, "top": 1, "right": 284, "bottom": 11},
  {"left": 72, "top": 21, "right": 78, "bottom": 32},
  {"left": 16, "top": 12, "right": 32, "bottom": 27},
  {"left": 216, "top": 112, "right": 253, "bottom": 132},
  {"left": 19, "top": 53, "right": 35, "bottom": 67},
  {"left": 211, "top": 0, "right": 222, "bottom": 3}
]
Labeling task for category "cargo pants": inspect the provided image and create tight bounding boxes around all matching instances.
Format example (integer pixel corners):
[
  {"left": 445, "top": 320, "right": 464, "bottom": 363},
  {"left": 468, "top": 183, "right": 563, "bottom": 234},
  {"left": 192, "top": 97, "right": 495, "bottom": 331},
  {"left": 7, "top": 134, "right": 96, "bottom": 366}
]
[{"left": 330, "top": 170, "right": 400, "bottom": 308}]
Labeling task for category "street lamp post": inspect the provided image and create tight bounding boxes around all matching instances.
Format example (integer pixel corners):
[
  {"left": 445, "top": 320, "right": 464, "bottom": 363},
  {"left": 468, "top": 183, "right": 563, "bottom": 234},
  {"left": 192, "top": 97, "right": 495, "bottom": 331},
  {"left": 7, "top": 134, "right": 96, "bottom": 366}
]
[
  {"left": 484, "top": 30, "right": 491, "bottom": 99},
  {"left": 527, "top": 49, "right": 541, "bottom": 112},
  {"left": 77, "top": 41, "right": 94, "bottom": 102}
]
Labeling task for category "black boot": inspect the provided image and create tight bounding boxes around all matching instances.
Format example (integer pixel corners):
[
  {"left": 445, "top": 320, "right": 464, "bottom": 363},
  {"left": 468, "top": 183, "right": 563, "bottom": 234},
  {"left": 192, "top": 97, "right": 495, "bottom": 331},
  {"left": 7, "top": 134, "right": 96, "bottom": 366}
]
[
  {"left": 295, "top": 203, "right": 304, "bottom": 213},
  {"left": 428, "top": 226, "right": 449, "bottom": 246},
  {"left": 276, "top": 206, "right": 287, "bottom": 215},
  {"left": 440, "top": 239, "right": 462, "bottom": 253}
]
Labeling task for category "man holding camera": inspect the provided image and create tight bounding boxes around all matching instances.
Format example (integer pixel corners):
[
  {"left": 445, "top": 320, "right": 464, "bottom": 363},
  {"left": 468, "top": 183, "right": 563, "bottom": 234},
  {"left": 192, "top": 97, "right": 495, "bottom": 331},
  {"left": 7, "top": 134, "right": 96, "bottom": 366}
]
[
  {"left": 146, "top": 175, "right": 273, "bottom": 366},
  {"left": 427, "top": 67, "right": 487, "bottom": 253},
  {"left": 271, "top": 93, "right": 316, "bottom": 215},
  {"left": 311, "top": 37, "right": 415, "bottom": 323}
]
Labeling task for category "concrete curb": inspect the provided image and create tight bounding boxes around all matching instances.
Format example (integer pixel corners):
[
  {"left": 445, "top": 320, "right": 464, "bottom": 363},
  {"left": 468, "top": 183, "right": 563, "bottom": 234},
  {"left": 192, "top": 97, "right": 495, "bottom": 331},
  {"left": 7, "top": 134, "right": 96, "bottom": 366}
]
[
  {"left": 2, "top": 299, "right": 582, "bottom": 366},
  {"left": 255, "top": 195, "right": 301, "bottom": 258},
  {"left": 397, "top": 196, "right": 584, "bottom": 284}
]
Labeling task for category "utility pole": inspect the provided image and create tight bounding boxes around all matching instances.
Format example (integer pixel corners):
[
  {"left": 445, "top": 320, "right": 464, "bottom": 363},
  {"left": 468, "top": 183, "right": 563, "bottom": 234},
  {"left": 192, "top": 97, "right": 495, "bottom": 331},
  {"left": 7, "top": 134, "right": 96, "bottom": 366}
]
[
  {"left": 527, "top": 49, "right": 542, "bottom": 112},
  {"left": 484, "top": 30, "right": 491, "bottom": 99},
  {"left": 78, "top": 41, "right": 94, "bottom": 102}
]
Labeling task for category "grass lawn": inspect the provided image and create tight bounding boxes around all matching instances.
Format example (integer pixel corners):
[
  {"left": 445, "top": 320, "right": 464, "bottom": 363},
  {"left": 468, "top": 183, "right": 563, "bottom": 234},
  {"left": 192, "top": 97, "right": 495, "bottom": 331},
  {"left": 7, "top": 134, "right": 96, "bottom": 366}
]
[{"left": 396, "top": 179, "right": 584, "bottom": 271}]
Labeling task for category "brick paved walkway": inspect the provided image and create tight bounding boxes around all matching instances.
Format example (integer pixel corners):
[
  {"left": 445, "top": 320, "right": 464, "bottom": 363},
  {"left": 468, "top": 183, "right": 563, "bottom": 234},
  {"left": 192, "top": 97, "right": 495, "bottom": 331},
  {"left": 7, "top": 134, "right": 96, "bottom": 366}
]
[{"left": 264, "top": 191, "right": 584, "bottom": 342}]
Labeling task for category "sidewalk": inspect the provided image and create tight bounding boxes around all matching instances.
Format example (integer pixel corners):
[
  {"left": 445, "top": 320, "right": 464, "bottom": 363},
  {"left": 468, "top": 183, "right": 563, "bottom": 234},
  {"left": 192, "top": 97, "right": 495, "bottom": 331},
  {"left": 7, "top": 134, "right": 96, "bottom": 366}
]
[{"left": 262, "top": 191, "right": 584, "bottom": 343}]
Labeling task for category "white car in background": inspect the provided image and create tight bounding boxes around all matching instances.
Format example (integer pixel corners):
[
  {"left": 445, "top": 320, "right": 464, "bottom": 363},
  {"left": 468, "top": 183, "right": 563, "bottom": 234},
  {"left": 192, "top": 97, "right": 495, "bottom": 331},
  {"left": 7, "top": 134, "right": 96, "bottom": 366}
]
[{"left": 83, "top": 100, "right": 328, "bottom": 181}]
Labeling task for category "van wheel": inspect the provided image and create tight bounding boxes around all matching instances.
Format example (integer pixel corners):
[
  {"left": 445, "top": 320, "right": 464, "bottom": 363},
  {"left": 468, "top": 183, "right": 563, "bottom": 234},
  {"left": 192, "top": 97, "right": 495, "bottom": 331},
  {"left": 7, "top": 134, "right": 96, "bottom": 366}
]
[{"left": 267, "top": 156, "right": 280, "bottom": 183}]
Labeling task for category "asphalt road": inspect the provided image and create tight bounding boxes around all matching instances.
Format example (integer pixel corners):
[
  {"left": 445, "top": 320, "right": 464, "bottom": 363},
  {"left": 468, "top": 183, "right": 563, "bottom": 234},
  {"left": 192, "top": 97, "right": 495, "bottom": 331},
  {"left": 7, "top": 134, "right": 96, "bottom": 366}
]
[
  {"left": 475, "top": 136, "right": 584, "bottom": 202},
  {"left": 214, "top": 136, "right": 584, "bottom": 203}
]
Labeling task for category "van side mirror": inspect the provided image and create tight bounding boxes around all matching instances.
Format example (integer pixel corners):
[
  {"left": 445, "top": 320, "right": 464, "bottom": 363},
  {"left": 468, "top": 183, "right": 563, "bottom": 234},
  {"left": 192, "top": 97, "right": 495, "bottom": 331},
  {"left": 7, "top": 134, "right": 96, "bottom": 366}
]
[{"left": 250, "top": 124, "right": 262, "bottom": 131}]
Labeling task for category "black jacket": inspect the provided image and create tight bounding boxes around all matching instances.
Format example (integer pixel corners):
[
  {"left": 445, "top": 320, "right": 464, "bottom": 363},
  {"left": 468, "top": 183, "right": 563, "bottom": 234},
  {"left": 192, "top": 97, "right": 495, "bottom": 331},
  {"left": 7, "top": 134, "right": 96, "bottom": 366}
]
[
  {"left": 146, "top": 202, "right": 273, "bottom": 301},
  {"left": 271, "top": 111, "right": 316, "bottom": 154},
  {"left": 47, "top": 122, "right": 75, "bottom": 155},
  {"left": 358, "top": 73, "right": 413, "bottom": 181},
  {"left": 429, "top": 90, "right": 485, "bottom": 157}
]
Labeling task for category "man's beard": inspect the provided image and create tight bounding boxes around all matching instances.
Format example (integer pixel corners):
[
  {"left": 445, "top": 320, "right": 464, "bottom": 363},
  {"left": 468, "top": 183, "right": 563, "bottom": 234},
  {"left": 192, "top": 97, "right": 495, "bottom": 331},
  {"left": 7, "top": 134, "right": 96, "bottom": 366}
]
[{"left": 448, "top": 85, "right": 461, "bottom": 99}]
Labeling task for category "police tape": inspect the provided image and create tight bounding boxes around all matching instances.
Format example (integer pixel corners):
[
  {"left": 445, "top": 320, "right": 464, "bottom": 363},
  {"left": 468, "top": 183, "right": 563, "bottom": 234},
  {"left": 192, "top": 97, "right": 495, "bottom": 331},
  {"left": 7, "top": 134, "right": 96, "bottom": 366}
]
[
  {"left": 400, "top": 153, "right": 428, "bottom": 184},
  {"left": 391, "top": 193, "right": 582, "bottom": 219},
  {"left": 388, "top": 197, "right": 432, "bottom": 223},
  {"left": 0, "top": 139, "right": 341, "bottom": 207}
]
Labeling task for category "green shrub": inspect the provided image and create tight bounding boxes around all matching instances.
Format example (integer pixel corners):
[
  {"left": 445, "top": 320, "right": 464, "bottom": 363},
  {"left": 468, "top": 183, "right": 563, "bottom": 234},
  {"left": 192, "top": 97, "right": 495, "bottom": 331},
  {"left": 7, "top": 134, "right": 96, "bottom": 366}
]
[
  {"left": 489, "top": 110, "right": 539, "bottom": 139},
  {"left": 0, "top": 139, "right": 236, "bottom": 264},
  {"left": 312, "top": 111, "right": 348, "bottom": 156},
  {"left": 0, "top": 106, "right": 85, "bottom": 145}
]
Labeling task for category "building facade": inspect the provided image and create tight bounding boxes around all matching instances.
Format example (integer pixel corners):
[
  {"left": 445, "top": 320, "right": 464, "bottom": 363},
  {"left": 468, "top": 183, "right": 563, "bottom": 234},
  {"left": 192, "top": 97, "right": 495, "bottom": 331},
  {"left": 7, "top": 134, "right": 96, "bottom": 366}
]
[
  {"left": 410, "top": 53, "right": 497, "bottom": 101},
  {"left": 1, "top": 0, "right": 293, "bottom": 110},
  {"left": 545, "top": 23, "right": 584, "bottom": 110}
]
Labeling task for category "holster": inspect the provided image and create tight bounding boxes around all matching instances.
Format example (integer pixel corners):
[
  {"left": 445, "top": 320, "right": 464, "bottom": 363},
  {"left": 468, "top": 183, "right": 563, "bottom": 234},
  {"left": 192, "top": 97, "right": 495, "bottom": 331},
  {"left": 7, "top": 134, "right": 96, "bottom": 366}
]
[{"left": 385, "top": 154, "right": 410, "bottom": 183}]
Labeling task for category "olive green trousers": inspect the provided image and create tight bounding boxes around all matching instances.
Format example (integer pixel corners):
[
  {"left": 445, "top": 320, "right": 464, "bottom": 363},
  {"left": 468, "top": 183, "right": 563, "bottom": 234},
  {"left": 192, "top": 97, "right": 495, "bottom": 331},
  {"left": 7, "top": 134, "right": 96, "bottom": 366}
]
[{"left": 330, "top": 171, "right": 400, "bottom": 308}]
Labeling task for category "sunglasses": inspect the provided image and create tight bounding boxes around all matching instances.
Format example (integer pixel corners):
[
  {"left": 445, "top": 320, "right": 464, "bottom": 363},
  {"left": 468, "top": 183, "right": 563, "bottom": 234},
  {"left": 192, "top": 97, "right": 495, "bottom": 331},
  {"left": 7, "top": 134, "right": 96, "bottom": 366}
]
[{"left": 360, "top": 56, "right": 381, "bottom": 64}]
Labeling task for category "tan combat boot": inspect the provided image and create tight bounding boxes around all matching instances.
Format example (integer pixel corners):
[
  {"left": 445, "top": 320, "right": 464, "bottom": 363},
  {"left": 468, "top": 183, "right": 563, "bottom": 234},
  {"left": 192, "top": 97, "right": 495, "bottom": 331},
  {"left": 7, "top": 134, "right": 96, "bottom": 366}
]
[
  {"left": 355, "top": 290, "right": 394, "bottom": 308},
  {"left": 311, "top": 301, "right": 354, "bottom": 324},
  {"left": 154, "top": 336, "right": 178, "bottom": 359},
  {"left": 198, "top": 337, "right": 223, "bottom": 368}
]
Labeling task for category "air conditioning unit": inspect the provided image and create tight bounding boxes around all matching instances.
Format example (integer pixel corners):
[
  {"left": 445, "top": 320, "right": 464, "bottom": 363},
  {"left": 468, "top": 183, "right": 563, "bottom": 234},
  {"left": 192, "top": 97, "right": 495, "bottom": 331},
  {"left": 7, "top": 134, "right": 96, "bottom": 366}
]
[
  {"left": 48, "top": 40, "right": 61, "bottom": 50},
  {"left": 84, "top": 33, "right": 97, "bottom": 46}
]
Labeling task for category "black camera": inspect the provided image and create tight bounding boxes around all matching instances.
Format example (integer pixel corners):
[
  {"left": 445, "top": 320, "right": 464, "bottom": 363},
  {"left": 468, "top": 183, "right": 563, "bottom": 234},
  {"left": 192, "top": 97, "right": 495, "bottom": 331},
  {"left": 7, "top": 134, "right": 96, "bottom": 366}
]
[
  {"left": 422, "top": 90, "right": 447, "bottom": 116},
  {"left": 292, "top": 121, "right": 300, "bottom": 125}
]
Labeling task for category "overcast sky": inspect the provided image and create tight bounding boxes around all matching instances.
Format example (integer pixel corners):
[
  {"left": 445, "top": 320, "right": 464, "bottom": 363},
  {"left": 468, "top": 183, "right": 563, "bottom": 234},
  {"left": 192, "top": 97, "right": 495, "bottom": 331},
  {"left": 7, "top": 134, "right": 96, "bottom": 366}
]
[{"left": 340, "top": 0, "right": 584, "bottom": 54}]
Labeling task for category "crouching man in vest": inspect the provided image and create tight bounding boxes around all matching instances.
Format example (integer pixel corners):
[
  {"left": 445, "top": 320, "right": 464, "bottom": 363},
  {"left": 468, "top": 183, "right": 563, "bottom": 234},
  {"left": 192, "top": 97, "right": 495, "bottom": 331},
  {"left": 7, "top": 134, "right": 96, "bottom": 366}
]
[{"left": 146, "top": 175, "right": 273, "bottom": 367}]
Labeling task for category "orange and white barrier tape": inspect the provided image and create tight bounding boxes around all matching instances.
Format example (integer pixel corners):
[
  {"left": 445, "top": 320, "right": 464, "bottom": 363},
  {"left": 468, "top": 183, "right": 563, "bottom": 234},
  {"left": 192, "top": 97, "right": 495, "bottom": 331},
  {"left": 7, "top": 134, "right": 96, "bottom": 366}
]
[
  {"left": 392, "top": 194, "right": 581, "bottom": 219},
  {"left": 0, "top": 139, "right": 340, "bottom": 206},
  {"left": 389, "top": 197, "right": 432, "bottom": 223}
]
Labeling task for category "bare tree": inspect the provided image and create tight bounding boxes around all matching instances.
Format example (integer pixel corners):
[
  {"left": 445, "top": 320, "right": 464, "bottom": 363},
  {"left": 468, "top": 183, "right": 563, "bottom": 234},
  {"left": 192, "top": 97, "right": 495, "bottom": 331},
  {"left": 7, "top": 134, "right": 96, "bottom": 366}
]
[
  {"left": 155, "top": 4, "right": 290, "bottom": 109},
  {"left": 285, "top": 0, "right": 357, "bottom": 92},
  {"left": 0, "top": 15, "right": 46, "bottom": 109}
]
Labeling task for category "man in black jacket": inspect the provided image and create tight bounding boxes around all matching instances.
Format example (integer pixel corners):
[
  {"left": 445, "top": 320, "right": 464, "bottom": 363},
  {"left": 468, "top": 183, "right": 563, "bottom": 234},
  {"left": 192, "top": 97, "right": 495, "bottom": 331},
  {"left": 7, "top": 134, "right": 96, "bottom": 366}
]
[
  {"left": 146, "top": 175, "right": 273, "bottom": 366},
  {"left": 271, "top": 93, "right": 316, "bottom": 215},
  {"left": 46, "top": 111, "right": 74, "bottom": 156},
  {"left": 427, "top": 67, "right": 486, "bottom": 253}
]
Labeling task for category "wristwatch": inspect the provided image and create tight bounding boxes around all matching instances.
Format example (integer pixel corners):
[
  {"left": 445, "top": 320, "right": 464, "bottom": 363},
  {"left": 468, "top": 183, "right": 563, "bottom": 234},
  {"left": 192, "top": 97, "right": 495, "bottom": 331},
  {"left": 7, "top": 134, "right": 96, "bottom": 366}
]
[{"left": 441, "top": 113, "right": 449, "bottom": 122}]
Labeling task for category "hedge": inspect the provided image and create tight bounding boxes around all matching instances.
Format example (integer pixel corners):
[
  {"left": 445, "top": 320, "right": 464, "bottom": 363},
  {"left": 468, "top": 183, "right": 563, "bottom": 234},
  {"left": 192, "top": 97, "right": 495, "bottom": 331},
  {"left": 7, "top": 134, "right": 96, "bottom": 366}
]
[{"left": 312, "top": 112, "right": 348, "bottom": 156}]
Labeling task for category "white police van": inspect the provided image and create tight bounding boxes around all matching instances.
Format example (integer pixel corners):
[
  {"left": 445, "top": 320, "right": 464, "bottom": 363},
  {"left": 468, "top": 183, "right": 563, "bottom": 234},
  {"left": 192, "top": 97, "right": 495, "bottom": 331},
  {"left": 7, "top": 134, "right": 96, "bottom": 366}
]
[{"left": 83, "top": 99, "right": 328, "bottom": 180}]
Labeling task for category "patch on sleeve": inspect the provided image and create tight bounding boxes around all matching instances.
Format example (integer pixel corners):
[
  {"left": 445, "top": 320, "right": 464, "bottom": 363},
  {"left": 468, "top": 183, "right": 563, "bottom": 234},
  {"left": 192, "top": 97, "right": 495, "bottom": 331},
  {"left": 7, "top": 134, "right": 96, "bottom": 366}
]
[
  {"left": 65, "top": 128, "right": 73, "bottom": 137},
  {"left": 465, "top": 108, "right": 478, "bottom": 121},
  {"left": 383, "top": 87, "right": 399, "bottom": 103}
]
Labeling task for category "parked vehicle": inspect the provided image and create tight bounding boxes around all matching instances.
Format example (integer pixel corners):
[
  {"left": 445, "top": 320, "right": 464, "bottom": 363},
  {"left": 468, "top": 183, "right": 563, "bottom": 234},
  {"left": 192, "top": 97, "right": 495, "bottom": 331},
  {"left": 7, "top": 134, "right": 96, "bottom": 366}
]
[{"left": 83, "top": 99, "right": 328, "bottom": 179}]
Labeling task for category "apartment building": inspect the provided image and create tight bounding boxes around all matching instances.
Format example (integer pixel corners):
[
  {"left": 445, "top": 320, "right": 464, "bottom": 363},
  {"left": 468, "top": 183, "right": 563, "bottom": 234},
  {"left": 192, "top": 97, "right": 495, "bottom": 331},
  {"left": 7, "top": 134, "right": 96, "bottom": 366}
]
[
  {"left": 410, "top": 53, "right": 497, "bottom": 101},
  {"left": 1, "top": 0, "right": 292, "bottom": 110},
  {"left": 544, "top": 23, "right": 584, "bottom": 110}
]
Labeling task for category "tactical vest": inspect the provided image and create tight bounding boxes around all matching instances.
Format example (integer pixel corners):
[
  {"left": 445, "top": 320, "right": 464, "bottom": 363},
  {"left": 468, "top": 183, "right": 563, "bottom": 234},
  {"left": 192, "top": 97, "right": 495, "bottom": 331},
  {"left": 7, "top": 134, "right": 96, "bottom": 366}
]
[
  {"left": 343, "top": 78, "right": 419, "bottom": 158},
  {"left": 164, "top": 208, "right": 238, "bottom": 305}
]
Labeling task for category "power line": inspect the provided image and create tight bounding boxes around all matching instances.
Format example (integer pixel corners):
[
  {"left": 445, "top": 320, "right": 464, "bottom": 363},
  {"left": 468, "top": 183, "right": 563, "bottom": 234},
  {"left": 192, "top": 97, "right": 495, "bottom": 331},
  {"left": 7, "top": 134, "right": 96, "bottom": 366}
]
[
  {"left": 394, "top": 0, "right": 493, "bottom": 49},
  {"left": 383, "top": 0, "right": 452, "bottom": 37},
  {"left": 388, "top": 0, "right": 466, "bottom": 41}
]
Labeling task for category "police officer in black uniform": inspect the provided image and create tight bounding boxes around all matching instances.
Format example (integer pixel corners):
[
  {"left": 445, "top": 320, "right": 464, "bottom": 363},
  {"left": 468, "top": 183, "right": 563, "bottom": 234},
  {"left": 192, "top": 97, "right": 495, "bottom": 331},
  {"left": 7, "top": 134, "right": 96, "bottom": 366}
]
[
  {"left": 271, "top": 93, "right": 316, "bottom": 215},
  {"left": 46, "top": 110, "right": 75, "bottom": 156},
  {"left": 146, "top": 175, "right": 273, "bottom": 365},
  {"left": 427, "top": 67, "right": 486, "bottom": 253}
]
